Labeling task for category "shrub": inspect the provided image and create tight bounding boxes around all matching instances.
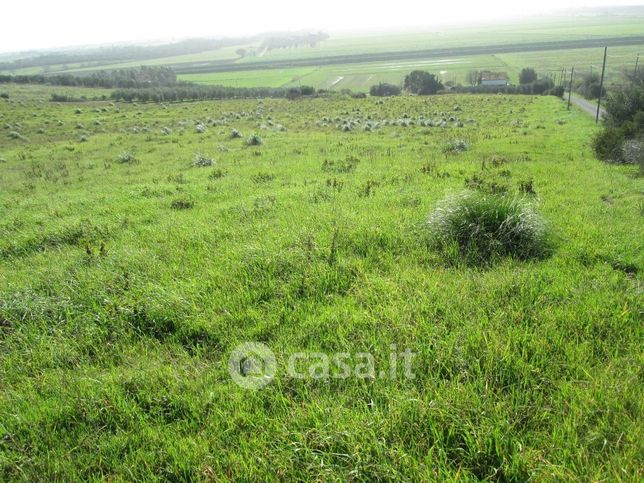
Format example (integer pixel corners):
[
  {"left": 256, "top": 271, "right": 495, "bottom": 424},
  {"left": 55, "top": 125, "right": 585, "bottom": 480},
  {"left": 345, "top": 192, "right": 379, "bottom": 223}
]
[
  {"left": 195, "top": 123, "right": 207, "bottom": 134},
  {"left": 170, "top": 196, "right": 194, "bottom": 210},
  {"left": 0, "top": 93, "right": 8, "bottom": 99},
  {"left": 621, "top": 139, "right": 643, "bottom": 167},
  {"left": 246, "top": 133, "right": 263, "bottom": 146},
  {"left": 403, "top": 71, "right": 443, "bottom": 95},
  {"left": 193, "top": 153, "right": 213, "bottom": 167},
  {"left": 519, "top": 68, "right": 537, "bottom": 85},
  {"left": 369, "top": 83, "right": 401, "bottom": 97},
  {"left": 547, "top": 86, "right": 565, "bottom": 98},
  {"left": 116, "top": 151, "right": 139, "bottom": 164},
  {"left": 230, "top": 129, "right": 242, "bottom": 138},
  {"left": 209, "top": 169, "right": 226, "bottom": 180},
  {"left": 593, "top": 76, "right": 643, "bottom": 163},
  {"left": 443, "top": 139, "right": 469, "bottom": 154},
  {"left": 592, "top": 128, "right": 625, "bottom": 163},
  {"left": 427, "top": 191, "right": 550, "bottom": 264}
]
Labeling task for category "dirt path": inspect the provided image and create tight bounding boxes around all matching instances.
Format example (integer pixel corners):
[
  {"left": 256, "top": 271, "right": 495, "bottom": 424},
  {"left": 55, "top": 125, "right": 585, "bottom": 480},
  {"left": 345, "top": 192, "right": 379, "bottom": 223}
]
[{"left": 569, "top": 94, "right": 606, "bottom": 120}]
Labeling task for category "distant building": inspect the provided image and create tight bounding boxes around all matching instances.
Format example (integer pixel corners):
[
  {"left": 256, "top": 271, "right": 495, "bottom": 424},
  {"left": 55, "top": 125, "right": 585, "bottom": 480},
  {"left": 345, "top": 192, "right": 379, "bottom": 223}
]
[{"left": 479, "top": 71, "right": 509, "bottom": 87}]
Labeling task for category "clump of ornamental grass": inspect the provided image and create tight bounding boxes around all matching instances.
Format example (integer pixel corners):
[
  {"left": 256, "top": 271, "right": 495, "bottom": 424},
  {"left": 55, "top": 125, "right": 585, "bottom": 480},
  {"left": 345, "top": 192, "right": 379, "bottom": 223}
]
[
  {"left": 443, "top": 139, "right": 469, "bottom": 154},
  {"left": 427, "top": 190, "right": 551, "bottom": 265},
  {"left": 116, "top": 151, "right": 139, "bottom": 165},
  {"left": 170, "top": 196, "right": 194, "bottom": 210},
  {"left": 246, "top": 133, "right": 263, "bottom": 146},
  {"left": 193, "top": 153, "right": 213, "bottom": 167}
]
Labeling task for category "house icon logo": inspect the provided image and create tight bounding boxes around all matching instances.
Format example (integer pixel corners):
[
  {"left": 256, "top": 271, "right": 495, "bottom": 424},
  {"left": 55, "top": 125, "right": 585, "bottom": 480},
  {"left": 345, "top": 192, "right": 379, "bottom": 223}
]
[{"left": 228, "top": 342, "right": 277, "bottom": 390}]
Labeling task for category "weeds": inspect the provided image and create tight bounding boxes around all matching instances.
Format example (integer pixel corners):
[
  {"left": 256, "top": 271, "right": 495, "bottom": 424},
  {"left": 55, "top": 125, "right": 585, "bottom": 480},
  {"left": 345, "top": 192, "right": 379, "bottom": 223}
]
[{"left": 170, "top": 196, "right": 195, "bottom": 210}]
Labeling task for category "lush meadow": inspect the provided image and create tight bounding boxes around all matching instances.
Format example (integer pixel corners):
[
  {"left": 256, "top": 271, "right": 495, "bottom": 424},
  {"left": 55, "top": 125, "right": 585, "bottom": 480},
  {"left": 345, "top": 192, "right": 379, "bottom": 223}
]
[{"left": 0, "top": 87, "right": 642, "bottom": 479}]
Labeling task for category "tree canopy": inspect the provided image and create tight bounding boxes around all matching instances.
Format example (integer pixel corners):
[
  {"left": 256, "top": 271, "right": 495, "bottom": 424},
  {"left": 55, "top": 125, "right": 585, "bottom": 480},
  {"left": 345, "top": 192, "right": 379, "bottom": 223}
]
[
  {"left": 403, "top": 71, "right": 443, "bottom": 95},
  {"left": 519, "top": 68, "right": 537, "bottom": 85}
]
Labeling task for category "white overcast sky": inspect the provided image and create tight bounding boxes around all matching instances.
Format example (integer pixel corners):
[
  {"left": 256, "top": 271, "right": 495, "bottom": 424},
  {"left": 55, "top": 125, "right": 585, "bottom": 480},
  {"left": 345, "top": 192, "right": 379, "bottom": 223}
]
[{"left": 1, "top": 0, "right": 642, "bottom": 53}]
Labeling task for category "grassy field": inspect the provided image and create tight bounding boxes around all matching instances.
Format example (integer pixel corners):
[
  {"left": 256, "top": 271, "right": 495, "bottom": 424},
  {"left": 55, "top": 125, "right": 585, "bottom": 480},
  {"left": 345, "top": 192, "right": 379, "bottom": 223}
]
[
  {"left": 0, "top": 84, "right": 642, "bottom": 479},
  {"left": 178, "top": 44, "right": 643, "bottom": 92},
  {"left": 4, "top": 13, "right": 643, "bottom": 81}
]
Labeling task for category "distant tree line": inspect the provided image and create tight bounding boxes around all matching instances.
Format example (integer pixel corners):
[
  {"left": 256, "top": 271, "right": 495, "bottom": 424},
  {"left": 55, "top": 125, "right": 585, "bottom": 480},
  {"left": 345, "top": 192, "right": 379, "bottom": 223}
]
[
  {"left": 0, "top": 37, "right": 263, "bottom": 71},
  {"left": 0, "top": 66, "right": 178, "bottom": 89},
  {"left": 452, "top": 81, "right": 563, "bottom": 96},
  {"left": 261, "top": 32, "right": 330, "bottom": 51},
  {"left": 109, "top": 84, "right": 320, "bottom": 102},
  {"left": 368, "top": 69, "right": 564, "bottom": 98}
]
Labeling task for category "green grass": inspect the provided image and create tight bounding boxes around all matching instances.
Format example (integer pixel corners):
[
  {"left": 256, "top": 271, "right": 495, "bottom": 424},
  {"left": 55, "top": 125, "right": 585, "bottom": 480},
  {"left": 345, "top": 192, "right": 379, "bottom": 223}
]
[
  {"left": 180, "top": 67, "right": 317, "bottom": 88},
  {"left": 179, "top": 45, "right": 643, "bottom": 92},
  {"left": 0, "top": 88, "right": 642, "bottom": 480}
]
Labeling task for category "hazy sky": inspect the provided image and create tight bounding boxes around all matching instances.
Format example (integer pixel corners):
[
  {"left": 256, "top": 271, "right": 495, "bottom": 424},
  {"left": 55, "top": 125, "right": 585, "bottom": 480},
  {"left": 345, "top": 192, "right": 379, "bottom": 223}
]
[{"left": 2, "top": 0, "right": 642, "bottom": 52}]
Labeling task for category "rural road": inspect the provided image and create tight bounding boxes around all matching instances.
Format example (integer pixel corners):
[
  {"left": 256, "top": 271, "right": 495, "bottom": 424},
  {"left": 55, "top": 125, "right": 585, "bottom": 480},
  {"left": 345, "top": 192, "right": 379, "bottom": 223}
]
[{"left": 569, "top": 94, "right": 606, "bottom": 120}]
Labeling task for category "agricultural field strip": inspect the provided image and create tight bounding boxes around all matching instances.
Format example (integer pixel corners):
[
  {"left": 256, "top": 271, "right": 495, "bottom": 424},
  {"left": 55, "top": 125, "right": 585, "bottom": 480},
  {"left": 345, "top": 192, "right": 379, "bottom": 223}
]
[{"left": 170, "top": 36, "right": 644, "bottom": 75}]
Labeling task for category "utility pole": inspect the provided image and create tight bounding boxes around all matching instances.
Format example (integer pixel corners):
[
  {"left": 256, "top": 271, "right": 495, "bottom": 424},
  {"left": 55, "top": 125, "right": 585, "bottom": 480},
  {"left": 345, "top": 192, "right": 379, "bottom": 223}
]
[
  {"left": 596, "top": 47, "right": 607, "bottom": 124},
  {"left": 567, "top": 66, "right": 575, "bottom": 110},
  {"left": 635, "top": 53, "right": 640, "bottom": 79}
]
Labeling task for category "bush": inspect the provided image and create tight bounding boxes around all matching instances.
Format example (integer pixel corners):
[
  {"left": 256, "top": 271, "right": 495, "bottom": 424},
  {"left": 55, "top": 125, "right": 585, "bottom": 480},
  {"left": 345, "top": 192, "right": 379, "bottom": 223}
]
[
  {"left": 546, "top": 86, "right": 565, "bottom": 98},
  {"left": 230, "top": 129, "right": 242, "bottom": 139},
  {"left": 193, "top": 153, "right": 213, "bottom": 167},
  {"left": 593, "top": 75, "right": 644, "bottom": 163},
  {"left": 170, "top": 196, "right": 194, "bottom": 210},
  {"left": 443, "top": 139, "right": 469, "bottom": 154},
  {"left": 246, "top": 133, "right": 263, "bottom": 146},
  {"left": 116, "top": 151, "right": 139, "bottom": 164},
  {"left": 0, "top": 93, "right": 8, "bottom": 99},
  {"left": 519, "top": 68, "right": 537, "bottom": 85},
  {"left": 369, "top": 83, "right": 401, "bottom": 97},
  {"left": 427, "top": 191, "right": 550, "bottom": 264},
  {"left": 621, "top": 139, "right": 643, "bottom": 167},
  {"left": 592, "top": 127, "right": 625, "bottom": 163},
  {"left": 403, "top": 71, "right": 443, "bottom": 95},
  {"left": 531, "top": 77, "right": 554, "bottom": 95}
]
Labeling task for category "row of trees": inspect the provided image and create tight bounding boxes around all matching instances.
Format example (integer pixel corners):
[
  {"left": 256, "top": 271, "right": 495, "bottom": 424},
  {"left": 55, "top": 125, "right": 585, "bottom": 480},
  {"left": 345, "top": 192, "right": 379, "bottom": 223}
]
[
  {"left": 0, "top": 37, "right": 262, "bottom": 72},
  {"left": 0, "top": 66, "right": 178, "bottom": 89},
  {"left": 109, "top": 84, "right": 320, "bottom": 102},
  {"left": 370, "top": 69, "right": 564, "bottom": 97},
  {"left": 370, "top": 71, "right": 444, "bottom": 97}
]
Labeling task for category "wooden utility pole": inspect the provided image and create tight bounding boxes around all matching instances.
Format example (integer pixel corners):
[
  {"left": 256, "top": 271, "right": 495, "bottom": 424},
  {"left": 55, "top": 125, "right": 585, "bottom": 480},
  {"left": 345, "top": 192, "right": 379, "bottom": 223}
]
[
  {"left": 567, "top": 66, "right": 575, "bottom": 110},
  {"left": 596, "top": 47, "right": 607, "bottom": 124},
  {"left": 635, "top": 53, "right": 640, "bottom": 78}
]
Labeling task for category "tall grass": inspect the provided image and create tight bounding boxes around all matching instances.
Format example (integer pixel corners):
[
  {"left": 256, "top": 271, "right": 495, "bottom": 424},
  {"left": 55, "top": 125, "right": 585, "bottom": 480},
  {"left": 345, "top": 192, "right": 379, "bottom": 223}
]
[{"left": 427, "top": 191, "right": 550, "bottom": 264}]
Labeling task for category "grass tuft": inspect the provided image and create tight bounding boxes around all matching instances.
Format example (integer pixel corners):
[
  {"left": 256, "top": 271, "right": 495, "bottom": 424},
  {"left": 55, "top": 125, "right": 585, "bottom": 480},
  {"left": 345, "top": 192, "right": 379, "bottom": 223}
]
[{"left": 427, "top": 190, "right": 551, "bottom": 264}]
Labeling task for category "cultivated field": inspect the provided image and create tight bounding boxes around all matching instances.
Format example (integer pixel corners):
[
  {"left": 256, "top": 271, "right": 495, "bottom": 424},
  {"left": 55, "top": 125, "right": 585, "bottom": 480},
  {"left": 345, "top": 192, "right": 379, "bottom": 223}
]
[
  {"left": 4, "top": 12, "right": 644, "bottom": 94},
  {"left": 0, "top": 85, "right": 642, "bottom": 479},
  {"left": 179, "top": 44, "right": 644, "bottom": 91}
]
